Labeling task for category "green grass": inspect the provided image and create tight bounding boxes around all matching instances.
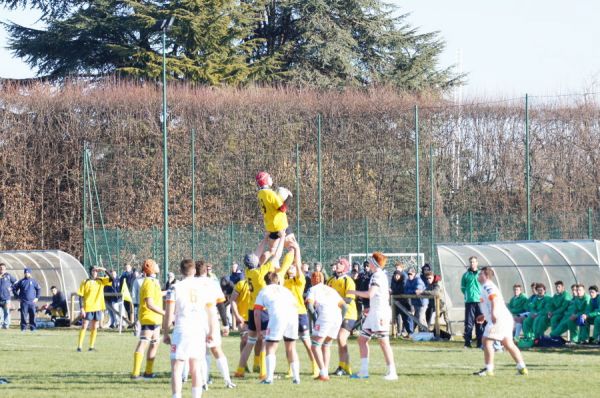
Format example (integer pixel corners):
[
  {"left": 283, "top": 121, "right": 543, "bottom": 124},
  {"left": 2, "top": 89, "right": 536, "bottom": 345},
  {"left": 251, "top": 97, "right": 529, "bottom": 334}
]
[{"left": 0, "top": 328, "right": 598, "bottom": 397}]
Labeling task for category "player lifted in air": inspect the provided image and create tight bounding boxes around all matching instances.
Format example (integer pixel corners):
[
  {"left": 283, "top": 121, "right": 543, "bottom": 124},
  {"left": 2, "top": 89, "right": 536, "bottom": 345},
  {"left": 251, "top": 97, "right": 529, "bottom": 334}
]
[
  {"left": 473, "top": 266, "right": 528, "bottom": 377},
  {"left": 255, "top": 171, "right": 294, "bottom": 259},
  {"left": 76, "top": 266, "right": 113, "bottom": 352},
  {"left": 132, "top": 259, "right": 165, "bottom": 379},
  {"left": 306, "top": 271, "right": 348, "bottom": 381},
  {"left": 348, "top": 252, "right": 398, "bottom": 381},
  {"left": 327, "top": 257, "right": 358, "bottom": 376},
  {"left": 163, "top": 259, "right": 216, "bottom": 398},
  {"left": 254, "top": 271, "right": 300, "bottom": 384}
]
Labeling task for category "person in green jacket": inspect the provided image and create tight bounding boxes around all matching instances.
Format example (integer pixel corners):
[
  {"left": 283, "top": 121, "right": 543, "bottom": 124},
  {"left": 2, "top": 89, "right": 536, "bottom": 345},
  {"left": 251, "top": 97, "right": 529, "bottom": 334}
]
[
  {"left": 508, "top": 284, "right": 528, "bottom": 339},
  {"left": 461, "top": 256, "right": 483, "bottom": 348},
  {"left": 522, "top": 283, "right": 551, "bottom": 340},
  {"left": 545, "top": 281, "right": 572, "bottom": 333},
  {"left": 579, "top": 285, "right": 600, "bottom": 343},
  {"left": 550, "top": 284, "right": 590, "bottom": 343}
]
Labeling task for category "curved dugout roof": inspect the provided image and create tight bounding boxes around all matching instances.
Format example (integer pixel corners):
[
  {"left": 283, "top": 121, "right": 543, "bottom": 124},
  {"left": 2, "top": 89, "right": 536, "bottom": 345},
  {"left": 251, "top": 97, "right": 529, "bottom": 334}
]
[
  {"left": 0, "top": 250, "right": 87, "bottom": 299},
  {"left": 437, "top": 240, "right": 600, "bottom": 329}
]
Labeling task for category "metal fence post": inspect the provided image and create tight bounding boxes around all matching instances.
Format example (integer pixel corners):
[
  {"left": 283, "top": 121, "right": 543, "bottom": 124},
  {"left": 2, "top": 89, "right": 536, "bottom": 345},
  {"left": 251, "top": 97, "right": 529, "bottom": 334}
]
[
  {"left": 364, "top": 217, "right": 369, "bottom": 257},
  {"left": 317, "top": 114, "right": 323, "bottom": 263},
  {"left": 469, "top": 210, "right": 474, "bottom": 243},
  {"left": 525, "top": 94, "right": 532, "bottom": 240},
  {"left": 415, "top": 105, "right": 421, "bottom": 258},
  {"left": 191, "top": 128, "right": 196, "bottom": 260},
  {"left": 296, "top": 143, "right": 300, "bottom": 245},
  {"left": 589, "top": 208, "right": 593, "bottom": 239},
  {"left": 430, "top": 145, "right": 435, "bottom": 267}
]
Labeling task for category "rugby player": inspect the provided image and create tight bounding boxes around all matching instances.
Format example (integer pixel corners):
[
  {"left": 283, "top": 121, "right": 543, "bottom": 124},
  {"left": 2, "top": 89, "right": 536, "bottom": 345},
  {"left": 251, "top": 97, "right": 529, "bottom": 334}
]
[
  {"left": 231, "top": 277, "right": 251, "bottom": 352},
  {"left": 163, "top": 259, "right": 216, "bottom": 398},
  {"left": 348, "top": 252, "right": 397, "bottom": 381},
  {"left": 306, "top": 271, "right": 348, "bottom": 381},
  {"left": 254, "top": 272, "right": 300, "bottom": 384},
  {"left": 132, "top": 259, "right": 165, "bottom": 379},
  {"left": 76, "top": 266, "right": 112, "bottom": 352},
  {"left": 473, "top": 266, "right": 528, "bottom": 376}
]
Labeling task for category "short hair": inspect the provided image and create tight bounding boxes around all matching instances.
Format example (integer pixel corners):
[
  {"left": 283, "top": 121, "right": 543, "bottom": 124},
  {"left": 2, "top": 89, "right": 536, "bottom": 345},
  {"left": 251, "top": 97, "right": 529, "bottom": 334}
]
[
  {"left": 531, "top": 282, "right": 537, "bottom": 288},
  {"left": 423, "top": 271, "right": 434, "bottom": 278},
  {"left": 50, "top": 285, "right": 57, "bottom": 290},
  {"left": 513, "top": 284, "right": 522, "bottom": 289},
  {"left": 589, "top": 285, "right": 598, "bottom": 292},
  {"left": 536, "top": 283, "right": 546, "bottom": 291},
  {"left": 195, "top": 260, "right": 209, "bottom": 276},
  {"left": 468, "top": 256, "right": 477, "bottom": 261},
  {"left": 577, "top": 283, "right": 586, "bottom": 289},
  {"left": 394, "top": 261, "right": 404, "bottom": 268},
  {"left": 264, "top": 272, "right": 279, "bottom": 285},
  {"left": 555, "top": 280, "right": 564, "bottom": 287},
  {"left": 571, "top": 284, "right": 577, "bottom": 289},
  {"left": 0, "top": 263, "right": 6, "bottom": 268},
  {"left": 479, "top": 266, "right": 494, "bottom": 279},
  {"left": 180, "top": 259, "right": 195, "bottom": 276}
]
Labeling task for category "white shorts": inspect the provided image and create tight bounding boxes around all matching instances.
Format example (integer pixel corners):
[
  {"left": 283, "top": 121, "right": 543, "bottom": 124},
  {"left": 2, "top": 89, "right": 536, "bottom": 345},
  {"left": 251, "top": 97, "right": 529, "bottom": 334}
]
[
  {"left": 484, "top": 317, "right": 514, "bottom": 341},
  {"left": 265, "top": 316, "right": 298, "bottom": 341},
  {"left": 362, "top": 306, "right": 391, "bottom": 333},
  {"left": 206, "top": 328, "right": 222, "bottom": 348},
  {"left": 171, "top": 330, "right": 206, "bottom": 361},
  {"left": 312, "top": 316, "right": 341, "bottom": 339}
]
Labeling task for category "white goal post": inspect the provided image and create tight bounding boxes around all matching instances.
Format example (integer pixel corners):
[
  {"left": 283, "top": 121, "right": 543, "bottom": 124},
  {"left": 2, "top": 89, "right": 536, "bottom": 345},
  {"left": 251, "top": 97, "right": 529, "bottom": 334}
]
[{"left": 348, "top": 252, "right": 425, "bottom": 270}]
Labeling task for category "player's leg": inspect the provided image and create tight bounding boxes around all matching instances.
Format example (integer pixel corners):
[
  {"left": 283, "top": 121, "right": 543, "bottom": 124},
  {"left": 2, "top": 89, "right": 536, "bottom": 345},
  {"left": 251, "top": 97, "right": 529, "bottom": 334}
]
[
  {"left": 235, "top": 330, "right": 257, "bottom": 377},
  {"left": 253, "top": 338, "right": 263, "bottom": 373},
  {"left": 143, "top": 327, "right": 161, "bottom": 377},
  {"left": 298, "top": 314, "right": 318, "bottom": 377},
  {"left": 132, "top": 328, "right": 151, "bottom": 378},
  {"left": 322, "top": 337, "right": 332, "bottom": 377},
  {"left": 284, "top": 338, "right": 300, "bottom": 383},
  {"left": 210, "top": 345, "right": 235, "bottom": 387},
  {"left": 335, "top": 324, "right": 351, "bottom": 375},
  {"left": 88, "top": 317, "right": 99, "bottom": 350},
  {"left": 474, "top": 336, "right": 495, "bottom": 376},
  {"left": 502, "top": 336, "right": 528, "bottom": 374},
  {"left": 171, "top": 359, "right": 184, "bottom": 398},
  {"left": 254, "top": 234, "right": 269, "bottom": 260},
  {"left": 263, "top": 340, "right": 279, "bottom": 383},
  {"left": 77, "top": 318, "right": 89, "bottom": 350},
  {"left": 376, "top": 334, "right": 397, "bottom": 380},
  {"left": 352, "top": 331, "right": 371, "bottom": 378},
  {"left": 311, "top": 335, "right": 327, "bottom": 380}
]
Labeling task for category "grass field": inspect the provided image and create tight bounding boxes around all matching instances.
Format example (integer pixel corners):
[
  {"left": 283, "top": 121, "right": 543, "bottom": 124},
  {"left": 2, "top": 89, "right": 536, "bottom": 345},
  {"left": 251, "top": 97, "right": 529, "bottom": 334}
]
[{"left": 0, "top": 328, "right": 598, "bottom": 398}]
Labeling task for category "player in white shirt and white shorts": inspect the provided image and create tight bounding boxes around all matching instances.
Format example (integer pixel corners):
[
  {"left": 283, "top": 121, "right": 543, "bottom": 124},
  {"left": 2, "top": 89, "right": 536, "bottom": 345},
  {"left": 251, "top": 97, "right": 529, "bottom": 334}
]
[
  {"left": 348, "top": 252, "right": 397, "bottom": 381},
  {"left": 305, "top": 271, "right": 348, "bottom": 381},
  {"left": 473, "top": 266, "right": 528, "bottom": 377},
  {"left": 163, "top": 259, "right": 216, "bottom": 398},
  {"left": 254, "top": 272, "right": 300, "bottom": 384}
]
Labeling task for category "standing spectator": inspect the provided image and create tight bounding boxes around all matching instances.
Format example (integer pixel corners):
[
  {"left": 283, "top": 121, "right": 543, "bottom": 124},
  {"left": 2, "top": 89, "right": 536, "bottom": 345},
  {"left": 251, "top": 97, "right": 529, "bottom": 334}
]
[
  {"left": 44, "top": 286, "right": 68, "bottom": 319},
  {"left": 390, "top": 270, "right": 409, "bottom": 336},
  {"left": 12, "top": 268, "right": 41, "bottom": 332},
  {"left": 404, "top": 268, "right": 428, "bottom": 332},
  {"left": 229, "top": 263, "right": 243, "bottom": 285},
  {"left": 0, "top": 263, "right": 17, "bottom": 329},
  {"left": 419, "top": 263, "right": 432, "bottom": 284},
  {"left": 423, "top": 271, "right": 447, "bottom": 329},
  {"left": 119, "top": 264, "right": 136, "bottom": 321},
  {"left": 131, "top": 269, "right": 144, "bottom": 336},
  {"left": 461, "top": 256, "right": 483, "bottom": 348},
  {"left": 104, "top": 270, "right": 121, "bottom": 328},
  {"left": 314, "top": 262, "right": 328, "bottom": 280},
  {"left": 165, "top": 272, "right": 177, "bottom": 290},
  {"left": 356, "top": 261, "right": 372, "bottom": 310},
  {"left": 302, "top": 262, "right": 312, "bottom": 299}
]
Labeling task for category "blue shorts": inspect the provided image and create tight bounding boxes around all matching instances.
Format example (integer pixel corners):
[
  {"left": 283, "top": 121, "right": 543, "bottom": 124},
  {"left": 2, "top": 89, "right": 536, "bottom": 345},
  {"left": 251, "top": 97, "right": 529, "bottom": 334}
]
[
  {"left": 341, "top": 319, "right": 356, "bottom": 332},
  {"left": 141, "top": 324, "right": 160, "bottom": 331},
  {"left": 84, "top": 311, "right": 103, "bottom": 321},
  {"left": 248, "top": 309, "right": 269, "bottom": 332},
  {"left": 298, "top": 314, "right": 310, "bottom": 334}
]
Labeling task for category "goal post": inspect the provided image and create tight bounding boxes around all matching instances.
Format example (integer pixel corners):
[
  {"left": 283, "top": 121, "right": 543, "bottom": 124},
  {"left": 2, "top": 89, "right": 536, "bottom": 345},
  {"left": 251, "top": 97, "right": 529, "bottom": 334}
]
[{"left": 348, "top": 252, "right": 425, "bottom": 271}]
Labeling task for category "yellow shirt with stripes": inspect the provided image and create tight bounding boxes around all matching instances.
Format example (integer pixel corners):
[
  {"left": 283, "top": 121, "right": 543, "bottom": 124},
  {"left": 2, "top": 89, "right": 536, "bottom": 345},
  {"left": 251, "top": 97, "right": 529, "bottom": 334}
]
[
  {"left": 284, "top": 272, "right": 307, "bottom": 315},
  {"left": 327, "top": 275, "right": 358, "bottom": 321},
  {"left": 77, "top": 277, "right": 111, "bottom": 312},
  {"left": 139, "top": 277, "right": 163, "bottom": 325},
  {"left": 257, "top": 188, "right": 288, "bottom": 233},
  {"left": 247, "top": 251, "right": 294, "bottom": 307},
  {"left": 234, "top": 279, "right": 250, "bottom": 321}
]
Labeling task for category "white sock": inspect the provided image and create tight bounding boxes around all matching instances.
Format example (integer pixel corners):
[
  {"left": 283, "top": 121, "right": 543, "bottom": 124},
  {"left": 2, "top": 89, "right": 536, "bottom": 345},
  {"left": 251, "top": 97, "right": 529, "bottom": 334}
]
[
  {"left": 516, "top": 361, "right": 526, "bottom": 369},
  {"left": 191, "top": 387, "right": 201, "bottom": 398},
  {"left": 291, "top": 360, "right": 300, "bottom": 381},
  {"left": 359, "top": 357, "right": 369, "bottom": 376},
  {"left": 319, "top": 368, "right": 328, "bottom": 377},
  {"left": 205, "top": 354, "right": 212, "bottom": 382},
  {"left": 514, "top": 323, "right": 522, "bottom": 338},
  {"left": 485, "top": 363, "right": 494, "bottom": 372},
  {"left": 387, "top": 363, "right": 396, "bottom": 375},
  {"left": 182, "top": 360, "right": 189, "bottom": 380},
  {"left": 216, "top": 356, "right": 231, "bottom": 383},
  {"left": 266, "top": 354, "right": 276, "bottom": 382},
  {"left": 173, "top": 393, "right": 182, "bottom": 398}
]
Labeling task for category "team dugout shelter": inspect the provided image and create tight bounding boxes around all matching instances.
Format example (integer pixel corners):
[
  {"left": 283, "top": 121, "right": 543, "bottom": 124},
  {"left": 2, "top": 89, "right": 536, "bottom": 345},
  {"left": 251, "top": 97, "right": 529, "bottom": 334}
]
[{"left": 437, "top": 240, "right": 600, "bottom": 334}]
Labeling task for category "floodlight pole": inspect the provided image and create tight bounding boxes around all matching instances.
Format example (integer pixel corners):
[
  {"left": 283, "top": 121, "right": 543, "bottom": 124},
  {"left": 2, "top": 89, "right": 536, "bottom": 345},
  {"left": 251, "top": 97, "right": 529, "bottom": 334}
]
[
  {"left": 162, "top": 17, "right": 174, "bottom": 283},
  {"left": 525, "top": 94, "right": 531, "bottom": 240},
  {"left": 415, "top": 105, "right": 421, "bottom": 266}
]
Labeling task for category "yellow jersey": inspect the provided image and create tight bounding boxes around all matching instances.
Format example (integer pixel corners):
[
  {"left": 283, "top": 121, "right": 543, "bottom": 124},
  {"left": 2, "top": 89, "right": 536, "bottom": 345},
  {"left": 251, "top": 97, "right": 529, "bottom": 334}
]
[
  {"left": 77, "top": 277, "right": 111, "bottom": 312},
  {"left": 139, "top": 277, "right": 163, "bottom": 325},
  {"left": 284, "top": 272, "right": 307, "bottom": 315},
  {"left": 327, "top": 275, "right": 358, "bottom": 321},
  {"left": 247, "top": 251, "right": 294, "bottom": 307},
  {"left": 257, "top": 188, "right": 288, "bottom": 233},
  {"left": 234, "top": 279, "right": 251, "bottom": 321}
]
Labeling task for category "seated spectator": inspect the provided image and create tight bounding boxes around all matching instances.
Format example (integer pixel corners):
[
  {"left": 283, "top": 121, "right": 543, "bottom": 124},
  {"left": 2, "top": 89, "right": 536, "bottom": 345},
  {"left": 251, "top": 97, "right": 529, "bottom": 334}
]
[
  {"left": 546, "top": 281, "right": 571, "bottom": 336},
  {"left": 44, "top": 286, "right": 68, "bottom": 318},
  {"left": 580, "top": 285, "right": 600, "bottom": 343},
  {"left": 507, "top": 284, "right": 528, "bottom": 338},
  {"left": 523, "top": 283, "right": 551, "bottom": 340},
  {"left": 390, "top": 270, "right": 410, "bottom": 337},
  {"left": 404, "top": 268, "right": 428, "bottom": 332},
  {"left": 550, "top": 284, "right": 590, "bottom": 343}
]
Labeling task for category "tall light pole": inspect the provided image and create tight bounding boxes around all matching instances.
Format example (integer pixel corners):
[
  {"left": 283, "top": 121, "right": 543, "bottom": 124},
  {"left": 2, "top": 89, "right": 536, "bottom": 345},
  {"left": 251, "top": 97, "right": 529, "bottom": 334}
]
[{"left": 161, "top": 16, "right": 174, "bottom": 283}]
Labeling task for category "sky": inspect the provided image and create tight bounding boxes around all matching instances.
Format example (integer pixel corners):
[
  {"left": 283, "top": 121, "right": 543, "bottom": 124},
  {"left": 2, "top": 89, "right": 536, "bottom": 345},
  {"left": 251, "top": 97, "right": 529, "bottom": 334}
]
[{"left": 1, "top": 0, "right": 600, "bottom": 98}]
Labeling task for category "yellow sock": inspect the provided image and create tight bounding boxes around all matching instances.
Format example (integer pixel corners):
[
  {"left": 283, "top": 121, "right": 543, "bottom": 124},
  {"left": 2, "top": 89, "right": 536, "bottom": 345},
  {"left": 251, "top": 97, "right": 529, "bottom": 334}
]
[
  {"left": 345, "top": 362, "right": 352, "bottom": 374},
  {"left": 132, "top": 352, "right": 143, "bottom": 376},
  {"left": 339, "top": 361, "right": 346, "bottom": 370},
  {"left": 235, "top": 366, "right": 245, "bottom": 376},
  {"left": 312, "top": 361, "right": 319, "bottom": 376},
  {"left": 89, "top": 329, "right": 97, "bottom": 348},
  {"left": 144, "top": 358, "right": 155, "bottom": 375},
  {"left": 259, "top": 351, "right": 266, "bottom": 378},
  {"left": 77, "top": 328, "right": 86, "bottom": 349},
  {"left": 253, "top": 355, "right": 260, "bottom": 367},
  {"left": 286, "top": 364, "right": 293, "bottom": 378}
]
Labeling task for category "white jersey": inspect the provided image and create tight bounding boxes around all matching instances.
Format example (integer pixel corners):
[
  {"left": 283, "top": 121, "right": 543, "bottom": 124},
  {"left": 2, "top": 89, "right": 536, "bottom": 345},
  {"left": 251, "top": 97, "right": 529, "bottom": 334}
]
[
  {"left": 479, "top": 280, "right": 511, "bottom": 323},
  {"left": 306, "top": 283, "right": 344, "bottom": 322},
  {"left": 368, "top": 269, "right": 390, "bottom": 311},
  {"left": 166, "top": 277, "right": 212, "bottom": 335},
  {"left": 255, "top": 284, "right": 297, "bottom": 321},
  {"left": 196, "top": 276, "right": 225, "bottom": 304}
]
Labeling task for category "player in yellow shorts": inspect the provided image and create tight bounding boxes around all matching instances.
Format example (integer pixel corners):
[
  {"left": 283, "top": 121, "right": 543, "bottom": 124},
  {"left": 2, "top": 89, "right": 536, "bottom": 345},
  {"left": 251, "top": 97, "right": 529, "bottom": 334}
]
[
  {"left": 76, "top": 266, "right": 112, "bottom": 351},
  {"left": 132, "top": 259, "right": 165, "bottom": 379},
  {"left": 327, "top": 257, "right": 358, "bottom": 376}
]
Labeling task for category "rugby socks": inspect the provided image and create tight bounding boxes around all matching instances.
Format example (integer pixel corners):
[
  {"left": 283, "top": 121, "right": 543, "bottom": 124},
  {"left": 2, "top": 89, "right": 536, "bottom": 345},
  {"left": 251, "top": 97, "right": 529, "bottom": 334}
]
[
  {"left": 191, "top": 387, "right": 200, "bottom": 398},
  {"left": 485, "top": 364, "right": 494, "bottom": 372},
  {"left": 291, "top": 360, "right": 300, "bottom": 381},
  {"left": 235, "top": 366, "right": 245, "bottom": 376},
  {"left": 387, "top": 363, "right": 397, "bottom": 376},
  {"left": 259, "top": 351, "right": 267, "bottom": 379},
  {"left": 132, "top": 352, "right": 143, "bottom": 376},
  {"left": 173, "top": 394, "right": 182, "bottom": 398},
  {"left": 253, "top": 355, "right": 260, "bottom": 370},
  {"left": 266, "top": 354, "right": 276, "bottom": 382},
  {"left": 205, "top": 354, "right": 212, "bottom": 382},
  {"left": 77, "top": 329, "right": 86, "bottom": 349},
  {"left": 346, "top": 362, "right": 353, "bottom": 374},
  {"left": 89, "top": 329, "right": 97, "bottom": 349},
  {"left": 145, "top": 358, "right": 155, "bottom": 375},
  {"left": 319, "top": 367, "right": 329, "bottom": 377},
  {"left": 216, "top": 356, "right": 232, "bottom": 383},
  {"left": 312, "top": 361, "right": 319, "bottom": 377},
  {"left": 359, "top": 358, "right": 369, "bottom": 376}
]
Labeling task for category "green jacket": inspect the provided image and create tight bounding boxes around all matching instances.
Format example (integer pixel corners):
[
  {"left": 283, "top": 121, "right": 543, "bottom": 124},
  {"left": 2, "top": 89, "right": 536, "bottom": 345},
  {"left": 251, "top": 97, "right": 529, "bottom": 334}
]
[
  {"left": 527, "top": 294, "right": 551, "bottom": 314},
  {"left": 461, "top": 269, "right": 481, "bottom": 303},
  {"left": 545, "top": 291, "right": 572, "bottom": 317},
  {"left": 566, "top": 294, "right": 590, "bottom": 317},
  {"left": 508, "top": 293, "right": 528, "bottom": 315},
  {"left": 585, "top": 296, "right": 600, "bottom": 318}
]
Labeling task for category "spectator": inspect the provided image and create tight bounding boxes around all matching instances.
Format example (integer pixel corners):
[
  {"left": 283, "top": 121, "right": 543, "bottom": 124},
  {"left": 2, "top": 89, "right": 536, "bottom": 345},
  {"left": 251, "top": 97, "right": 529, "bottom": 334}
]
[
  {"left": 220, "top": 275, "right": 235, "bottom": 297},
  {"left": 131, "top": 269, "right": 144, "bottom": 335},
  {"left": 356, "top": 261, "right": 372, "bottom": 310},
  {"left": 314, "top": 262, "right": 328, "bottom": 280},
  {"left": 350, "top": 262, "right": 360, "bottom": 282},
  {"left": 0, "top": 263, "right": 17, "bottom": 329},
  {"left": 165, "top": 272, "right": 177, "bottom": 290},
  {"left": 404, "top": 267, "right": 428, "bottom": 332},
  {"left": 229, "top": 263, "right": 243, "bottom": 285},
  {"left": 546, "top": 281, "right": 571, "bottom": 335},
  {"left": 302, "top": 262, "right": 312, "bottom": 299},
  {"left": 44, "top": 285, "right": 68, "bottom": 318},
  {"left": 12, "top": 268, "right": 41, "bottom": 332},
  {"left": 419, "top": 263, "right": 432, "bottom": 284},
  {"left": 507, "top": 284, "right": 528, "bottom": 339},
  {"left": 104, "top": 270, "right": 121, "bottom": 328},
  {"left": 423, "top": 271, "right": 447, "bottom": 329},
  {"left": 580, "top": 285, "right": 600, "bottom": 343},
  {"left": 461, "top": 256, "right": 483, "bottom": 348},
  {"left": 390, "top": 270, "right": 410, "bottom": 336},
  {"left": 522, "top": 283, "right": 551, "bottom": 340},
  {"left": 119, "top": 264, "right": 137, "bottom": 321}
]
